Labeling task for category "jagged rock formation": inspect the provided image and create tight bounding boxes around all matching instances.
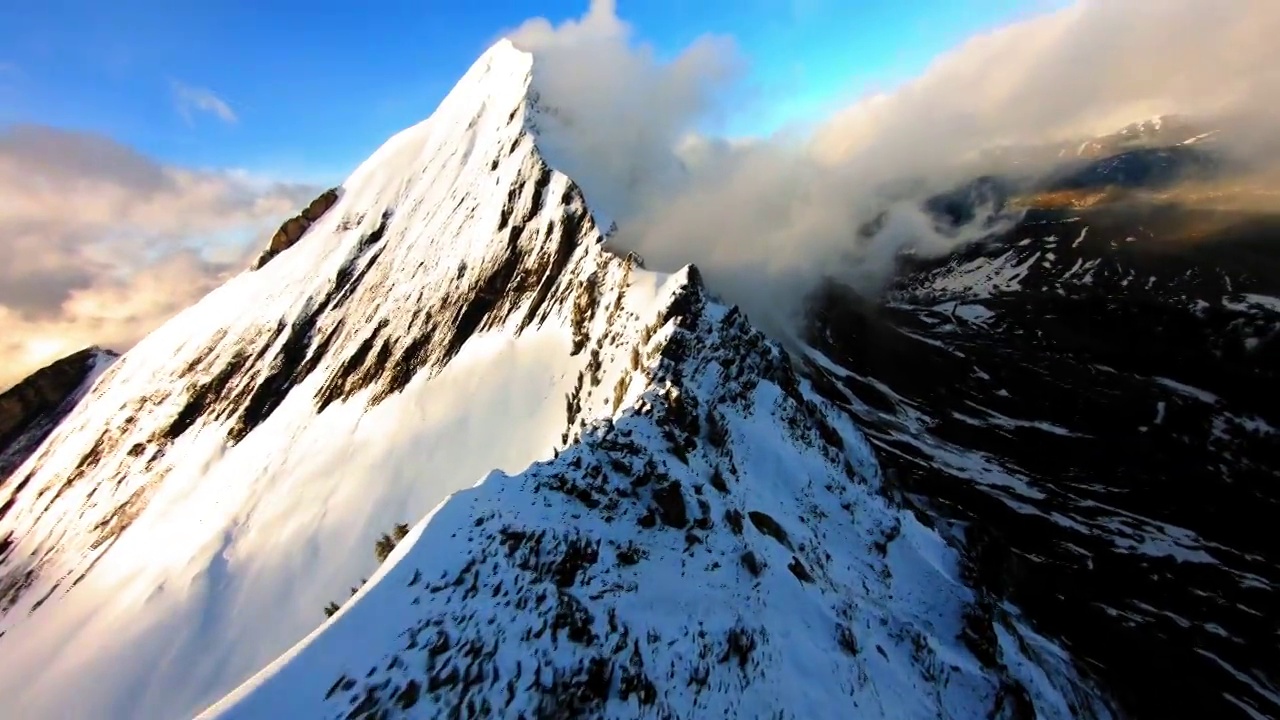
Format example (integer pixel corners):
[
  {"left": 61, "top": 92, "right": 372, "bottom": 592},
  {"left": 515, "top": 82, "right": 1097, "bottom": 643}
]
[
  {"left": 0, "top": 40, "right": 1115, "bottom": 720},
  {"left": 206, "top": 265, "right": 1110, "bottom": 720},
  {"left": 0, "top": 347, "right": 118, "bottom": 483},
  {"left": 252, "top": 187, "right": 341, "bottom": 269}
]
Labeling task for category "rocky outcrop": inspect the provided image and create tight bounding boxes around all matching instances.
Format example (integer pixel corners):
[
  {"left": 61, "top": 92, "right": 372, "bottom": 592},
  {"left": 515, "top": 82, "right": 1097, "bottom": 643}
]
[
  {"left": 251, "top": 187, "right": 341, "bottom": 270},
  {"left": 0, "top": 347, "right": 118, "bottom": 482}
]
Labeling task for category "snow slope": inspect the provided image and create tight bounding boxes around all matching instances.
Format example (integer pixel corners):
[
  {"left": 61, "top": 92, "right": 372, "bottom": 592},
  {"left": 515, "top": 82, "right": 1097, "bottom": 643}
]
[
  {"left": 0, "top": 40, "right": 1112, "bottom": 719},
  {"left": 0, "top": 39, "right": 609, "bottom": 719},
  {"left": 203, "top": 266, "right": 1110, "bottom": 719}
]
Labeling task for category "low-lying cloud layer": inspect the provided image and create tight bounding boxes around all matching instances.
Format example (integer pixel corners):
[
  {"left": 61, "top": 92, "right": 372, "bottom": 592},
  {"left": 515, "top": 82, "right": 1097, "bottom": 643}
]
[
  {"left": 0, "top": 125, "right": 316, "bottom": 389},
  {"left": 513, "top": 0, "right": 1280, "bottom": 334}
]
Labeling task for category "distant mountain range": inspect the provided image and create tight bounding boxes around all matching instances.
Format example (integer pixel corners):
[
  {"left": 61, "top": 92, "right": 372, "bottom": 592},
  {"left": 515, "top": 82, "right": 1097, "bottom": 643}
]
[{"left": 807, "top": 114, "right": 1279, "bottom": 718}]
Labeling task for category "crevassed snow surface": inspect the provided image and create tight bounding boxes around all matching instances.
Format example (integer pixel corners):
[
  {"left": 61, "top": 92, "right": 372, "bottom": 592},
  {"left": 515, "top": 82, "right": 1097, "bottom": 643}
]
[
  {"left": 924, "top": 249, "right": 1043, "bottom": 297},
  {"left": 0, "top": 39, "right": 1112, "bottom": 720}
]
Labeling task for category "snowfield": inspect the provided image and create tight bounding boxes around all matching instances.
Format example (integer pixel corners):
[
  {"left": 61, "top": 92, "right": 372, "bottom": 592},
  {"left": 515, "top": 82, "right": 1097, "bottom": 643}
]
[{"left": 0, "top": 40, "right": 1113, "bottom": 719}]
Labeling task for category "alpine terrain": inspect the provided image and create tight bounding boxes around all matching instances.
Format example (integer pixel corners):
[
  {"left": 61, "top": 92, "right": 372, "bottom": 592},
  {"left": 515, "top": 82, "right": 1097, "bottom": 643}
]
[
  {"left": 0, "top": 38, "right": 1272, "bottom": 720},
  {"left": 803, "top": 116, "right": 1280, "bottom": 719}
]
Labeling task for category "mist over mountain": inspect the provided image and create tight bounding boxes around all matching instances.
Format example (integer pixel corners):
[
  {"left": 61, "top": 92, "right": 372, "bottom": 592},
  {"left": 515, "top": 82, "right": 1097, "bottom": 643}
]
[{"left": 508, "top": 0, "right": 1280, "bottom": 335}]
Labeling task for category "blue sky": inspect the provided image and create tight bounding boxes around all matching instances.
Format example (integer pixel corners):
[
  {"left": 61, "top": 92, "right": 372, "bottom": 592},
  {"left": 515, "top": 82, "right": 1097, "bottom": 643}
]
[{"left": 0, "top": 0, "right": 1061, "bottom": 184}]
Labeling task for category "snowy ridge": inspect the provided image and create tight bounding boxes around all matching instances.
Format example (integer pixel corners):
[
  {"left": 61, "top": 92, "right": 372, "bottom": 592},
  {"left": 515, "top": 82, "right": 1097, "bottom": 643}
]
[
  {"left": 0, "top": 39, "right": 1111, "bottom": 719},
  {"left": 0, "top": 39, "right": 616, "bottom": 719},
  {"left": 204, "top": 268, "right": 1108, "bottom": 719}
]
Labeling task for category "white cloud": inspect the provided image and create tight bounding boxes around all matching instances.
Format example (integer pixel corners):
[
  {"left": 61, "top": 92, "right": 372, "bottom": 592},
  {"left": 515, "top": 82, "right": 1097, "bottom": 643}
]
[
  {"left": 507, "top": 0, "right": 1280, "bottom": 337},
  {"left": 508, "top": 0, "right": 741, "bottom": 222},
  {"left": 0, "top": 124, "right": 317, "bottom": 389},
  {"left": 172, "top": 80, "right": 238, "bottom": 125},
  {"left": 812, "top": 0, "right": 1280, "bottom": 168}
]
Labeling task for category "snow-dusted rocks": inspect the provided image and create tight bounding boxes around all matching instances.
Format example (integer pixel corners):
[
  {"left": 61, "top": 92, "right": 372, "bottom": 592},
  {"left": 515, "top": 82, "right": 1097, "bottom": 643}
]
[
  {"left": 0, "top": 40, "right": 1112, "bottom": 719},
  {"left": 252, "top": 187, "right": 341, "bottom": 270},
  {"left": 205, "top": 267, "right": 1109, "bottom": 720}
]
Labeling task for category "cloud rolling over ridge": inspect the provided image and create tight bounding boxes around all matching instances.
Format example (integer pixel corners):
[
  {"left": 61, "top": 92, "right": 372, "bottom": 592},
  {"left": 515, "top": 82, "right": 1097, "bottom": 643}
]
[{"left": 512, "top": 0, "right": 1280, "bottom": 335}]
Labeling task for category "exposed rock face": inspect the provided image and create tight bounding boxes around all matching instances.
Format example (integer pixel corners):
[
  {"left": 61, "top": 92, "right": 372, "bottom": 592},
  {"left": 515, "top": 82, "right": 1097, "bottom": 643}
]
[
  {"left": 252, "top": 187, "right": 341, "bottom": 270},
  {"left": 0, "top": 347, "right": 118, "bottom": 483},
  {"left": 300, "top": 190, "right": 339, "bottom": 222}
]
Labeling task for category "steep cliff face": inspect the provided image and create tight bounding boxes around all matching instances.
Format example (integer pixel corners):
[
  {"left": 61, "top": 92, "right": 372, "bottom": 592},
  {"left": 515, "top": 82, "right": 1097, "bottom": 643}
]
[
  {"left": 0, "top": 347, "right": 118, "bottom": 483},
  {"left": 0, "top": 40, "right": 1114, "bottom": 720}
]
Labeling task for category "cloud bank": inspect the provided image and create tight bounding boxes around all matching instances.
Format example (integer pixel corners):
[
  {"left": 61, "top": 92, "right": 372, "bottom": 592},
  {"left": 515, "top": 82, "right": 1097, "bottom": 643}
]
[
  {"left": 0, "top": 125, "right": 316, "bottom": 389},
  {"left": 509, "top": 0, "right": 740, "bottom": 224},
  {"left": 511, "top": 0, "right": 1280, "bottom": 335}
]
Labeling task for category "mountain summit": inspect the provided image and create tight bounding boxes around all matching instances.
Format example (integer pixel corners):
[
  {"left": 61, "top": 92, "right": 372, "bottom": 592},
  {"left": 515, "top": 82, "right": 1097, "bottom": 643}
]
[{"left": 0, "top": 40, "right": 1112, "bottom": 719}]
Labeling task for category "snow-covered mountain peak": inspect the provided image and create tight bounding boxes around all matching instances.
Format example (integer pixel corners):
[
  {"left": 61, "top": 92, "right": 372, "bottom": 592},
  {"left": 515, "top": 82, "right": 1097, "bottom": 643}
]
[
  {"left": 0, "top": 36, "right": 634, "bottom": 718},
  {"left": 341, "top": 39, "right": 532, "bottom": 202},
  {"left": 0, "top": 39, "right": 1116, "bottom": 720}
]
